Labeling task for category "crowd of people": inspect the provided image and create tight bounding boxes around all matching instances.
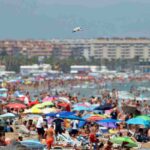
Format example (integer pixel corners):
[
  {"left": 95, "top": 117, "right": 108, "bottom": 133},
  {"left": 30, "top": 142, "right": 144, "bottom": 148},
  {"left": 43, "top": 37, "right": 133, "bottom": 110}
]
[{"left": 0, "top": 75, "right": 150, "bottom": 150}]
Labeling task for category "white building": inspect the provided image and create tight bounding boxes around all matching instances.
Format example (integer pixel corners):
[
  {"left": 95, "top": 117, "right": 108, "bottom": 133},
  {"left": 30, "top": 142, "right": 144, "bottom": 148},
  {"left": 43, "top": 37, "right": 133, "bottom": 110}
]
[
  {"left": 70, "top": 65, "right": 100, "bottom": 74},
  {"left": 20, "top": 64, "right": 51, "bottom": 76}
]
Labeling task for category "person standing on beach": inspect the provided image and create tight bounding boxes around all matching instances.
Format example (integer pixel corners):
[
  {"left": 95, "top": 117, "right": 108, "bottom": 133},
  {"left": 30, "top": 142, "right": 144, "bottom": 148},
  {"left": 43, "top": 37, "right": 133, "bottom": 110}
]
[
  {"left": 36, "top": 115, "right": 45, "bottom": 141},
  {"left": 45, "top": 124, "right": 55, "bottom": 150}
]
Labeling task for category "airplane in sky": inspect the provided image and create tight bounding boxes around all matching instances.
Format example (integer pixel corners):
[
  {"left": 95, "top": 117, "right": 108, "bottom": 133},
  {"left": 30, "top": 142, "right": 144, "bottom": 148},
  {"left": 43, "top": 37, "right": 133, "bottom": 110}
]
[{"left": 72, "top": 27, "right": 82, "bottom": 32}]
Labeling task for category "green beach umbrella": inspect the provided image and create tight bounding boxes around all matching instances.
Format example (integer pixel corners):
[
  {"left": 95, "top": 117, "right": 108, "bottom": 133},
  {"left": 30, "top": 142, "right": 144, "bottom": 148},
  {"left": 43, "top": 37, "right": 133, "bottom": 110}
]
[{"left": 110, "top": 136, "right": 138, "bottom": 147}]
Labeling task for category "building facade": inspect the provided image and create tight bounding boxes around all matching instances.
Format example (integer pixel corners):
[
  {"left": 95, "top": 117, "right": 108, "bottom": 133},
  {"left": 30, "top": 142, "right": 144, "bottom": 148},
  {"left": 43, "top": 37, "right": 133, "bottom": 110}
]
[{"left": 0, "top": 38, "right": 150, "bottom": 60}]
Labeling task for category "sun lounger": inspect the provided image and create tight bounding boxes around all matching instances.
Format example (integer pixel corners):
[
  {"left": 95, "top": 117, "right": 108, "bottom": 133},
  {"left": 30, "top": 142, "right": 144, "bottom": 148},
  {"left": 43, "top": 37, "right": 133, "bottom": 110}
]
[{"left": 57, "top": 133, "right": 81, "bottom": 147}]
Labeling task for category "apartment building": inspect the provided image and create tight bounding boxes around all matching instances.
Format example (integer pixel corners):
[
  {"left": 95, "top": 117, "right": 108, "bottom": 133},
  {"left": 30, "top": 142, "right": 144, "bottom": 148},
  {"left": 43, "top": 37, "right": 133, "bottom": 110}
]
[
  {"left": 91, "top": 38, "right": 150, "bottom": 60},
  {"left": 0, "top": 40, "right": 53, "bottom": 58},
  {"left": 0, "top": 38, "right": 150, "bottom": 60}
]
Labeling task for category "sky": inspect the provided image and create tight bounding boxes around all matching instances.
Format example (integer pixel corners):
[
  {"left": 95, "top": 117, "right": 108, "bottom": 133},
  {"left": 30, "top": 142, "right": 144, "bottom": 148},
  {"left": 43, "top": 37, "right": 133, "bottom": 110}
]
[{"left": 0, "top": 0, "right": 150, "bottom": 39}]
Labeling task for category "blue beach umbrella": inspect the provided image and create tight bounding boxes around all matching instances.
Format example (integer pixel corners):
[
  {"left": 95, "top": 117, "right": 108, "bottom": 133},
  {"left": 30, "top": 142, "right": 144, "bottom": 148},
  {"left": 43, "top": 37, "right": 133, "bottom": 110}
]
[
  {"left": 96, "top": 118, "right": 121, "bottom": 128},
  {"left": 73, "top": 106, "right": 91, "bottom": 111},
  {"left": 45, "top": 112, "right": 57, "bottom": 117},
  {"left": 59, "top": 114, "right": 85, "bottom": 121},
  {"left": 0, "top": 113, "right": 16, "bottom": 119},
  {"left": 126, "top": 118, "right": 150, "bottom": 127},
  {"left": 46, "top": 111, "right": 75, "bottom": 117},
  {"left": 20, "top": 140, "right": 45, "bottom": 149},
  {"left": 57, "top": 111, "right": 75, "bottom": 116}
]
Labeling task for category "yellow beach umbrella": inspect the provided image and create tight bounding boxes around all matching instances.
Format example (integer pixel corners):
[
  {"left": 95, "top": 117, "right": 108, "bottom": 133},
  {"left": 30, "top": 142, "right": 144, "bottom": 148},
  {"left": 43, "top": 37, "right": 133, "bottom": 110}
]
[
  {"left": 42, "top": 107, "right": 57, "bottom": 114},
  {"left": 30, "top": 108, "right": 42, "bottom": 114},
  {"left": 32, "top": 104, "right": 43, "bottom": 109},
  {"left": 41, "top": 101, "right": 54, "bottom": 107},
  {"left": 24, "top": 108, "right": 42, "bottom": 114}
]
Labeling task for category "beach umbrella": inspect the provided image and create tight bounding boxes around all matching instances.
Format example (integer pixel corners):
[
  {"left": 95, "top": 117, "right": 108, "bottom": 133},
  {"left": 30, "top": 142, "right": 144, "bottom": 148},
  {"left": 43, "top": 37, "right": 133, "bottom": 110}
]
[
  {"left": 16, "top": 96, "right": 26, "bottom": 101},
  {"left": 73, "top": 106, "right": 91, "bottom": 111},
  {"left": 42, "top": 96, "right": 55, "bottom": 102},
  {"left": 96, "top": 118, "right": 121, "bottom": 128},
  {"left": 110, "top": 136, "right": 138, "bottom": 148},
  {"left": 73, "top": 102, "right": 90, "bottom": 108},
  {"left": 58, "top": 114, "right": 85, "bottom": 121},
  {"left": 24, "top": 108, "right": 42, "bottom": 114},
  {"left": 87, "top": 115, "right": 106, "bottom": 121},
  {"left": 82, "top": 114, "right": 93, "bottom": 119},
  {"left": 90, "top": 104, "right": 99, "bottom": 110},
  {"left": 57, "top": 102, "right": 68, "bottom": 108},
  {"left": 45, "top": 112, "right": 57, "bottom": 117},
  {"left": 20, "top": 140, "right": 45, "bottom": 149},
  {"left": 28, "top": 100, "right": 39, "bottom": 107},
  {"left": 41, "top": 101, "right": 54, "bottom": 107},
  {"left": 58, "top": 111, "right": 75, "bottom": 116},
  {"left": 31, "top": 108, "right": 42, "bottom": 114},
  {"left": 32, "top": 104, "right": 43, "bottom": 109},
  {"left": 0, "top": 113, "right": 15, "bottom": 119},
  {"left": 42, "top": 108, "right": 57, "bottom": 114},
  {"left": 58, "top": 97, "right": 70, "bottom": 103},
  {"left": 136, "top": 115, "right": 150, "bottom": 121},
  {"left": 126, "top": 117, "right": 150, "bottom": 127},
  {"left": 5, "top": 103, "right": 26, "bottom": 109},
  {"left": 94, "top": 104, "right": 114, "bottom": 111},
  {"left": 45, "top": 111, "right": 74, "bottom": 117}
]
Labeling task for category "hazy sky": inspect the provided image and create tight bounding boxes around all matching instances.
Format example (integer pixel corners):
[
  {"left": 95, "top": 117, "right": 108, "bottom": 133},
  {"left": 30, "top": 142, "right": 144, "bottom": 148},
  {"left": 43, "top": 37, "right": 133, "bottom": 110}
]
[{"left": 0, "top": 0, "right": 150, "bottom": 39}]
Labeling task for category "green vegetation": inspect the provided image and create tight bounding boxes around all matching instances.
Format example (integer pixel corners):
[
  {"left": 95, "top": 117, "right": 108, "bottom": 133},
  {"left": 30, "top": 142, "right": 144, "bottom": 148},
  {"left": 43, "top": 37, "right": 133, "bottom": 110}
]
[
  {"left": 0, "top": 51, "right": 38, "bottom": 73},
  {"left": 0, "top": 50, "right": 142, "bottom": 73}
]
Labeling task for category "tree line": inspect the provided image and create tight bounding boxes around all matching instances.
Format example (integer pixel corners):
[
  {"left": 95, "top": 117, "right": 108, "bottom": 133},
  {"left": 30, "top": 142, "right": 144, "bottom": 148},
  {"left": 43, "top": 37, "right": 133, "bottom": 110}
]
[{"left": 0, "top": 50, "right": 141, "bottom": 73}]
